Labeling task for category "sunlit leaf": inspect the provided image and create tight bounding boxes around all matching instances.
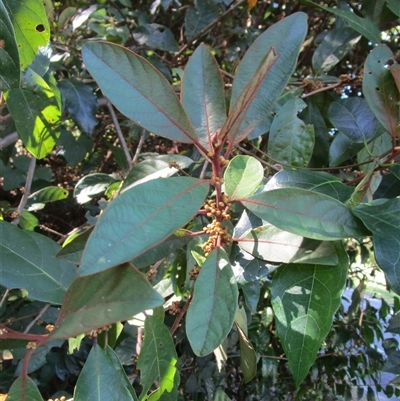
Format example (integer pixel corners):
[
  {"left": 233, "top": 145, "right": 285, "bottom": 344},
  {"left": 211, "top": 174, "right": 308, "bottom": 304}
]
[
  {"left": 26, "top": 186, "right": 68, "bottom": 211},
  {"left": 74, "top": 173, "right": 117, "bottom": 204}
]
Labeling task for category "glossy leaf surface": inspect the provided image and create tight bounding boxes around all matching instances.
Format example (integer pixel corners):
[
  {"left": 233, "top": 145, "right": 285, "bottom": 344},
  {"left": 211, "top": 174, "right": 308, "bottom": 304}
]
[
  {"left": 26, "top": 186, "right": 69, "bottom": 211},
  {"left": 186, "top": 248, "right": 238, "bottom": 356},
  {"left": 49, "top": 263, "right": 164, "bottom": 340},
  {"left": 0, "top": 221, "right": 77, "bottom": 304},
  {"left": 181, "top": 44, "right": 226, "bottom": 149},
  {"left": 74, "top": 173, "right": 117, "bottom": 204},
  {"left": 5, "top": 376, "right": 44, "bottom": 401},
  {"left": 82, "top": 42, "right": 197, "bottom": 144},
  {"left": 240, "top": 188, "right": 369, "bottom": 241},
  {"left": 80, "top": 177, "right": 208, "bottom": 276},
  {"left": 271, "top": 242, "right": 348, "bottom": 387}
]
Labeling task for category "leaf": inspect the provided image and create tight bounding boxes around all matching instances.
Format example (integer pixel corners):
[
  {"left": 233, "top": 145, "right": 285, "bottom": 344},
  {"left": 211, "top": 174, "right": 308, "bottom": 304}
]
[
  {"left": 386, "top": 0, "right": 400, "bottom": 16},
  {"left": 79, "top": 177, "right": 209, "bottom": 276},
  {"left": 363, "top": 45, "right": 399, "bottom": 138},
  {"left": 387, "top": 312, "right": 400, "bottom": 335},
  {"left": 56, "top": 227, "right": 94, "bottom": 265},
  {"left": 383, "top": 350, "right": 400, "bottom": 374},
  {"left": 5, "top": 376, "right": 44, "bottom": 401},
  {"left": 271, "top": 242, "right": 349, "bottom": 387},
  {"left": 74, "top": 173, "right": 117, "bottom": 204},
  {"left": 214, "top": 389, "right": 232, "bottom": 401},
  {"left": 185, "top": 0, "right": 220, "bottom": 41},
  {"left": 82, "top": 42, "right": 197, "bottom": 145},
  {"left": 74, "top": 344, "right": 135, "bottom": 401},
  {"left": 226, "top": 12, "right": 308, "bottom": 146},
  {"left": 26, "top": 186, "right": 68, "bottom": 211},
  {"left": 0, "top": 0, "right": 20, "bottom": 90},
  {"left": 133, "top": 23, "right": 179, "bottom": 52},
  {"left": 56, "top": 129, "right": 93, "bottom": 167},
  {"left": 389, "top": 63, "right": 400, "bottom": 93},
  {"left": 373, "top": 235, "right": 400, "bottom": 295},
  {"left": 238, "top": 223, "right": 338, "bottom": 265},
  {"left": 58, "top": 79, "right": 98, "bottom": 135},
  {"left": 18, "top": 211, "right": 39, "bottom": 231},
  {"left": 329, "top": 131, "right": 364, "bottom": 167},
  {"left": 328, "top": 98, "right": 379, "bottom": 143},
  {"left": 0, "top": 221, "right": 77, "bottom": 304},
  {"left": 137, "top": 314, "right": 179, "bottom": 400},
  {"left": 268, "top": 98, "right": 315, "bottom": 167},
  {"left": 240, "top": 188, "right": 369, "bottom": 241},
  {"left": 223, "top": 155, "right": 264, "bottom": 200},
  {"left": 312, "top": 28, "right": 361, "bottom": 74},
  {"left": 3, "top": 0, "right": 50, "bottom": 70},
  {"left": 48, "top": 263, "right": 164, "bottom": 340},
  {"left": 181, "top": 44, "right": 226, "bottom": 150},
  {"left": 186, "top": 247, "right": 238, "bottom": 356},
  {"left": 235, "top": 323, "right": 257, "bottom": 383}
]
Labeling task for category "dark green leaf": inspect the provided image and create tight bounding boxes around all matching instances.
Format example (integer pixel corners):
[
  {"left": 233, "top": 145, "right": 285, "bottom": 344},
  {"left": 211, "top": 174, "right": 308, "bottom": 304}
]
[
  {"left": 56, "top": 227, "right": 94, "bottom": 265},
  {"left": 5, "top": 376, "right": 44, "bottom": 401},
  {"left": 357, "top": 132, "right": 391, "bottom": 175},
  {"left": 137, "top": 314, "right": 179, "bottom": 400},
  {"left": 56, "top": 129, "right": 93, "bottom": 167},
  {"left": 383, "top": 350, "right": 400, "bottom": 374},
  {"left": 133, "top": 23, "right": 179, "bottom": 52},
  {"left": 185, "top": 0, "right": 219, "bottom": 41},
  {"left": 271, "top": 242, "right": 349, "bottom": 387},
  {"left": 240, "top": 188, "right": 369, "bottom": 241},
  {"left": 58, "top": 79, "right": 98, "bottom": 135},
  {"left": 79, "top": 177, "right": 209, "bottom": 276},
  {"left": 328, "top": 98, "right": 379, "bottom": 143},
  {"left": 268, "top": 98, "right": 314, "bottom": 167},
  {"left": 26, "top": 186, "right": 68, "bottom": 211},
  {"left": 386, "top": 0, "right": 400, "bottom": 16},
  {"left": 181, "top": 44, "right": 226, "bottom": 150},
  {"left": 49, "top": 263, "right": 164, "bottom": 340},
  {"left": 74, "top": 173, "right": 117, "bottom": 204},
  {"left": 82, "top": 42, "right": 197, "bottom": 144},
  {"left": 0, "top": 221, "right": 77, "bottom": 304},
  {"left": 186, "top": 247, "right": 238, "bottom": 356},
  {"left": 329, "top": 131, "right": 364, "bottom": 167},
  {"left": 387, "top": 312, "right": 400, "bottom": 335},
  {"left": 214, "top": 389, "right": 232, "bottom": 401}
]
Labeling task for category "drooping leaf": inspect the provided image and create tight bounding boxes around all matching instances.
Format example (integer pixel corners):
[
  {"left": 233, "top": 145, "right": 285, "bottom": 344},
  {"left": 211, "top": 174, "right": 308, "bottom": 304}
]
[
  {"left": 26, "top": 186, "right": 68, "bottom": 211},
  {"left": 74, "top": 344, "right": 135, "bottom": 401},
  {"left": 238, "top": 223, "right": 338, "bottom": 265},
  {"left": 271, "top": 242, "right": 349, "bottom": 387},
  {"left": 137, "top": 314, "right": 179, "bottom": 400},
  {"left": 328, "top": 98, "right": 379, "bottom": 143},
  {"left": 363, "top": 45, "right": 399, "bottom": 138},
  {"left": 240, "top": 188, "right": 369, "bottom": 241},
  {"left": 185, "top": 0, "right": 220, "bottom": 41},
  {"left": 3, "top": 0, "right": 50, "bottom": 70},
  {"left": 5, "top": 376, "right": 44, "bottom": 401},
  {"left": 312, "top": 28, "right": 361, "bottom": 74},
  {"left": 58, "top": 79, "right": 98, "bottom": 135},
  {"left": 235, "top": 317, "right": 257, "bottom": 383},
  {"left": 268, "top": 98, "right": 315, "bottom": 167},
  {"left": 79, "top": 177, "right": 209, "bottom": 276},
  {"left": 181, "top": 44, "right": 226, "bottom": 149},
  {"left": 49, "top": 263, "right": 164, "bottom": 340},
  {"left": 186, "top": 247, "right": 238, "bottom": 356},
  {"left": 74, "top": 173, "right": 117, "bottom": 204},
  {"left": 373, "top": 235, "right": 400, "bottom": 295},
  {"left": 0, "top": 0, "right": 20, "bottom": 90},
  {"left": 224, "top": 155, "right": 263, "bottom": 200},
  {"left": 0, "top": 221, "right": 77, "bottom": 304},
  {"left": 82, "top": 42, "right": 197, "bottom": 144},
  {"left": 133, "top": 23, "right": 179, "bottom": 52}
]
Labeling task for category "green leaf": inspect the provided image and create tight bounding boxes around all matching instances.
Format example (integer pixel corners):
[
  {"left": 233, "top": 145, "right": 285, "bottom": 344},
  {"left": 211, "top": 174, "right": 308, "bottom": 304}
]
[
  {"left": 137, "top": 314, "right": 179, "bottom": 400},
  {"left": 186, "top": 248, "right": 238, "bottom": 356},
  {"left": 363, "top": 45, "right": 399, "bottom": 138},
  {"left": 49, "top": 263, "right": 164, "bottom": 340},
  {"left": 312, "top": 28, "right": 361, "bottom": 74},
  {"left": 271, "top": 242, "right": 349, "bottom": 387},
  {"left": 57, "top": 129, "right": 93, "bottom": 167},
  {"left": 352, "top": 197, "right": 400, "bottom": 236},
  {"left": 373, "top": 235, "right": 400, "bottom": 295},
  {"left": 56, "top": 227, "right": 94, "bottom": 265},
  {"left": 74, "top": 344, "right": 135, "bottom": 401},
  {"left": 0, "top": 0, "right": 20, "bottom": 90},
  {"left": 238, "top": 223, "right": 338, "bottom": 265},
  {"left": 58, "top": 79, "right": 98, "bottom": 135},
  {"left": 224, "top": 155, "right": 263, "bottom": 200},
  {"left": 328, "top": 98, "right": 379, "bottom": 143},
  {"left": 74, "top": 173, "right": 117, "bottom": 204},
  {"left": 240, "top": 188, "right": 369, "bottom": 241},
  {"left": 82, "top": 42, "right": 197, "bottom": 145},
  {"left": 0, "top": 221, "right": 77, "bottom": 304},
  {"left": 181, "top": 44, "right": 226, "bottom": 150},
  {"left": 26, "top": 186, "right": 68, "bottom": 211},
  {"left": 80, "top": 177, "right": 209, "bottom": 276},
  {"left": 268, "top": 98, "right": 315, "bottom": 167},
  {"left": 133, "top": 23, "right": 179, "bottom": 52},
  {"left": 235, "top": 322, "right": 257, "bottom": 383},
  {"left": 386, "top": 0, "right": 400, "bottom": 17},
  {"left": 18, "top": 210, "right": 39, "bottom": 231},
  {"left": 3, "top": 0, "right": 50, "bottom": 70},
  {"left": 5, "top": 376, "right": 44, "bottom": 401},
  {"left": 226, "top": 12, "right": 308, "bottom": 147},
  {"left": 329, "top": 131, "right": 364, "bottom": 167},
  {"left": 383, "top": 350, "right": 400, "bottom": 374},
  {"left": 185, "top": 0, "right": 220, "bottom": 41}
]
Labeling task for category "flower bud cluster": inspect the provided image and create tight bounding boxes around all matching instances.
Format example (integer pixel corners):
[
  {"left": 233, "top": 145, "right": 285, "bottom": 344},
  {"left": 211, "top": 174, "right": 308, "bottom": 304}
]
[
  {"left": 202, "top": 221, "right": 232, "bottom": 257},
  {"left": 86, "top": 324, "right": 112, "bottom": 338}
]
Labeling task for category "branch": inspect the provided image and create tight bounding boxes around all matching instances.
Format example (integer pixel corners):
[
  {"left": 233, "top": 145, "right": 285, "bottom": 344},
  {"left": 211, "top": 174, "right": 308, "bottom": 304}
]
[{"left": 0, "top": 131, "right": 18, "bottom": 150}]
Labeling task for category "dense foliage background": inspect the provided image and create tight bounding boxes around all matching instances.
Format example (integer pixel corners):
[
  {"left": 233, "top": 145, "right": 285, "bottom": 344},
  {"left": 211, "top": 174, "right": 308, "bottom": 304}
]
[{"left": 1, "top": 0, "right": 400, "bottom": 400}]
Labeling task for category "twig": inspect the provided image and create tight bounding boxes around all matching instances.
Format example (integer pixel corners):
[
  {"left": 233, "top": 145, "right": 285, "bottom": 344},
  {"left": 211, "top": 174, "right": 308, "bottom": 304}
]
[
  {"left": 170, "top": 290, "right": 193, "bottom": 335},
  {"left": 0, "top": 290, "right": 10, "bottom": 309},
  {"left": 23, "top": 303, "right": 50, "bottom": 334},
  {"left": 199, "top": 159, "right": 209, "bottom": 179},
  {"left": 236, "top": 145, "right": 281, "bottom": 171},
  {"left": 0, "top": 131, "right": 18, "bottom": 150},
  {"left": 39, "top": 224, "right": 67, "bottom": 240},
  {"left": 12, "top": 157, "right": 36, "bottom": 226},
  {"left": 132, "top": 129, "right": 146, "bottom": 164},
  {"left": 302, "top": 82, "right": 342, "bottom": 98}
]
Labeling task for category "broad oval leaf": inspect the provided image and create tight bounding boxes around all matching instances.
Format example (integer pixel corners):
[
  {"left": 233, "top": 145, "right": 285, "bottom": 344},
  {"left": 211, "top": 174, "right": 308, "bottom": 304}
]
[
  {"left": 181, "top": 44, "right": 226, "bottom": 150},
  {"left": 240, "top": 187, "right": 370, "bottom": 241},
  {"left": 49, "top": 263, "right": 164, "bottom": 340},
  {"left": 5, "top": 376, "right": 44, "bottom": 401},
  {"left": 74, "top": 173, "right": 117, "bottom": 204},
  {"left": 363, "top": 45, "right": 399, "bottom": 138},
  {"left": 0, "top": 221, "right": 77, "bottom": 304},
  {"left": 185, "top": 0, "right": 219, "bottom": 41},
  {"left": 224, "top": 155, "right": 263, "bottom": 200},
  {"left": 186, "top": 247, "right": 238, "bottom": 356},
  {"left": 271, "top": 242, "right": 349, "bottom": 387},
  {"left": 328, "top": 98, "right": 379, "bottom": 143},
  {"left": 79, "top": 177, "right": 209, "bottom": 276},
  {"left": 26, "top": 186, "right": 69, "bottom": 211},
  {"left": 82, "top": 42, "right": 197, "bottom": 144},
  {"left": 132, "top": 23, "right": 179, "bottom": 52}
]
